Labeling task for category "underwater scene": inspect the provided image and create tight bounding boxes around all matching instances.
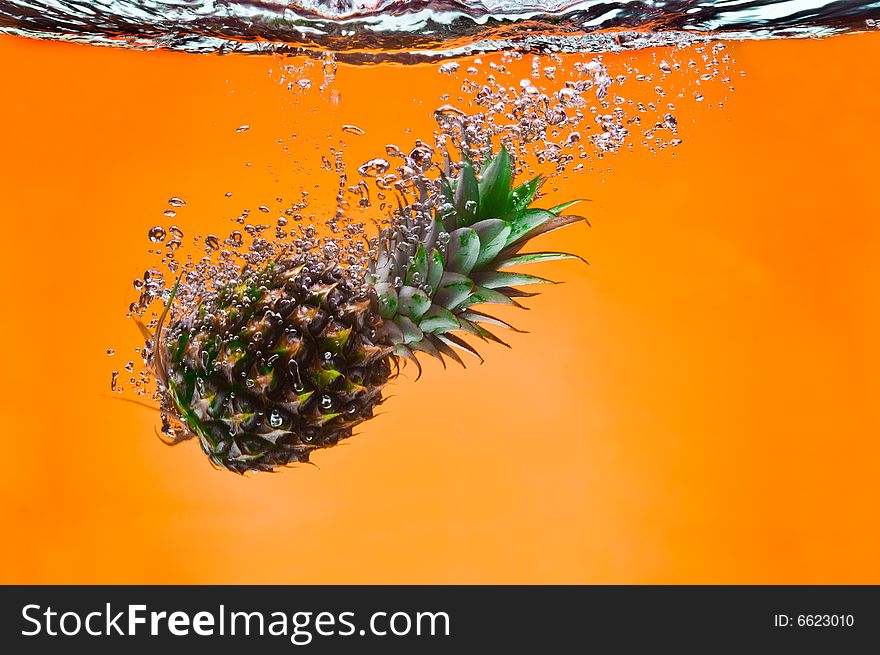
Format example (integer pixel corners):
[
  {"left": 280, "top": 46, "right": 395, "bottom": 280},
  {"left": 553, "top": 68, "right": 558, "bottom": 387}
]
[{"left": 1, "top": 1, "right": 879, "bottom": 584}]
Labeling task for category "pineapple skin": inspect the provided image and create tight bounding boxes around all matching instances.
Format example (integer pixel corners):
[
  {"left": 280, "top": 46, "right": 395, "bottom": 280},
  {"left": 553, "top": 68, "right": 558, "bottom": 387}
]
[{"left": 161, "top": 261, "right": 396, "bottom": 473}]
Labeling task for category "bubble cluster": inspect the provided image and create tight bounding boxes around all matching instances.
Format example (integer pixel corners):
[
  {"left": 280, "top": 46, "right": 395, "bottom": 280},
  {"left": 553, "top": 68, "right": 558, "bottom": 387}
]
[{"left": 117, "top": 42, "right": 737, "bottom": 403}]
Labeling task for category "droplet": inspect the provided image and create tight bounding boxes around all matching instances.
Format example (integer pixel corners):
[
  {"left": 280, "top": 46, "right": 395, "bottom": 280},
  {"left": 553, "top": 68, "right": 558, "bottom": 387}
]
[
  {"left": 106, "top": 348, "right": 115, "bottom": 356},
  {"left": 236, "top": 125, "right": 250, "bottom": 133},
  {"left": 204, "top": 235, "right": 220, "bottom": 251},
  {"left": 438, "top": 62, "right": 460, "bottom": 75},
  {"left": 269, "top": 410, "right": 283, "bottom": 428},
  {"left": 168, "top": 197, "right": 186, "bottom": 207},
  {"left": 110, "top": 371, "right": 118, "bottom": 391},
  {"left": 148, "top": 226, "right": 166, "bottom": 243},
  {"left": 320, "top": 395, "right": 333, "bottom": 410},
  {"left": 342, "top": 124, "right": 365, "bottom": 136},
  {"left": 357, "top": 158, "right": 390, "bottom": 177}
]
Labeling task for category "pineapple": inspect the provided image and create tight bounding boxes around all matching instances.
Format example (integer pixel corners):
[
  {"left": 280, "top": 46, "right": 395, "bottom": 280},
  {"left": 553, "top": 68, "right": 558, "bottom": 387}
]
[{"left": 146, "top": 147, "right": 587, "bottom": 473}]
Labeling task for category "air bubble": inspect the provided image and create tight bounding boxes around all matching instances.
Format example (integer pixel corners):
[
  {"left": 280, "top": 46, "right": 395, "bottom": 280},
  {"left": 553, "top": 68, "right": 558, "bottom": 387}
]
[{"left": 358, "top": 158, "right": 390, "bottom": 177}]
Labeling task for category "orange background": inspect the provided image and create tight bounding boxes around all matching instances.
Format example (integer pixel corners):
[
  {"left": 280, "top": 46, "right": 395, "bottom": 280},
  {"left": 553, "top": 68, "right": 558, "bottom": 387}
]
[{"left": 1, "top": 32, "right": 878, "bottom": 584}]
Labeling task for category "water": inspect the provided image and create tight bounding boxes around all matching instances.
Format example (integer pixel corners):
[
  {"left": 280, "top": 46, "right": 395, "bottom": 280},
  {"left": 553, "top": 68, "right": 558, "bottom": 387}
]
[
  {"left": 3, "top": 0, "right": 869, "bottom": 462},
  {"left": 1, "top": 1, "right": 879, "bottom": 61}
]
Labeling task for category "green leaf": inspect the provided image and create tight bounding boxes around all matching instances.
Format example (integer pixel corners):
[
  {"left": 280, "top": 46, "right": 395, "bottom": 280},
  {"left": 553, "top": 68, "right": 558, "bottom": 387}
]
[
  {"left": 397, "top": 286, "right": 432, "bottom": 321},
  {"left": 426, "top": 248, "right": 444, "bottom": 294},
  {"left": 471, "top": 271, "right": 555, "bottom": 289},
  {"left": 394, "top": 316, "right": 424, "bottom": 345},
  {"left": 518, "top": 213, "right": 588, "bottom": 242},
  {"left": 459, "top": 309, "right": 526, "bottom": 333},
  {"left": 505, "top": 209, "right": 556, "bottom": 246},
  {"left": 471, "top": 219, "right": 512, "bottom": 269},
  {"left": 498, "top": 251, "right": 587, "bottom": 268},
  {"left": 446, "top": 227, "right": 480, "bottom": 274},
  {"left": 453, "top": 160, "right": 479, "bottom": 227},
  {"left": 438, "top": 174, "right": 457, "bottom": 232},
  {"left": 133, "top": 318, "right": 153, "bottom": 343},
  {"left": 454, "top": 318, "right": 510, "bottom": 348},
  {"left": 405, "top": 242, "right": 428, "bottom": 287},
  {"left": 473, "top": 323, "right": 511, "bottom": 348},
  {"left": 478, "top": 146, "right": 512, "bottom": 219},
  {"left": 374, "top": 282, "right": 398, "bottom": 319},
  {"left": 428, "top": 335, "right": 466, "bottom": 368},
  {"left": 437, "top": 333, "right": 484, "bottom": 363},
  {"left": 433, "top": 271, "right": 475, "bottom": 310},
  {"left": 549, "top": 199, "right": 589, "bottom": 215},
  {"left": 409, "top": 338, "right": 444, "bottom": 365},
  {"left": 418, "top": 304, "right": 460, "bottom": 334},
  {"left": 511, "top": 175, "right": 543, "bottom": 212},
  {"left": 506, "top": 211, "right": 588, "bottom": 247},
  {"left": 453, "top": 286, "right": 522, "bottom": 311},
  {"left": 172, "top": 330, "right": 190, "bottom": 363},
  {"left": 395, "top": 344, "right": 423, "bottom": 379},
  {"left": 378, "top": 319, "right": 404, "bottom": 345}
]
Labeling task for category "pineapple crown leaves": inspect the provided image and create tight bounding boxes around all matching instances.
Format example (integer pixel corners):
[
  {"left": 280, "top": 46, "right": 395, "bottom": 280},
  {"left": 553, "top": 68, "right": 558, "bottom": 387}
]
[
  {"left": 372, "top": 145, "right": 589, "bottom": 367},
  {"left": 134, "top": 276, "right": 182, "bottom": 390}
]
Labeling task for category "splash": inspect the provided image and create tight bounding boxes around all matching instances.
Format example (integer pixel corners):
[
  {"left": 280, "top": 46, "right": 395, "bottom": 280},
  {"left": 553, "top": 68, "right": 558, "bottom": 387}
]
[{"left": 2, "top": 1, "right": 879, "bottom": 61}]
